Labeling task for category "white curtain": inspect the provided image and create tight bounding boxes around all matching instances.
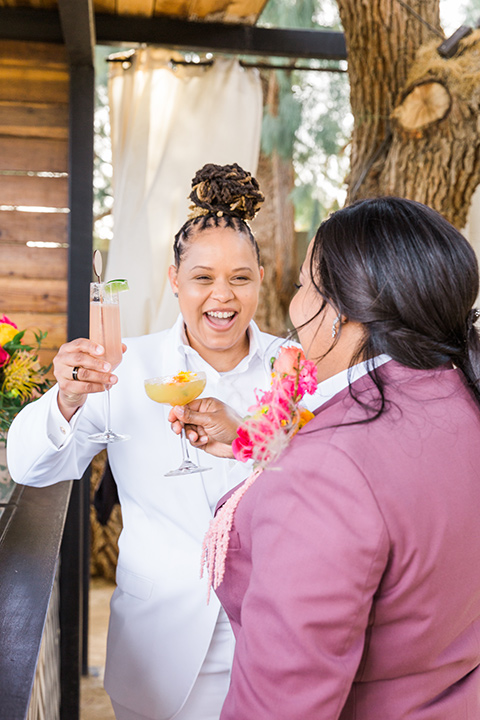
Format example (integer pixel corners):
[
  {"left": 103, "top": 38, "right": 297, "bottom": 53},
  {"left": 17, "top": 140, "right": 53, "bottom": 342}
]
[{"left": 106, "top": 48, "right": 263, "bottom": 337}]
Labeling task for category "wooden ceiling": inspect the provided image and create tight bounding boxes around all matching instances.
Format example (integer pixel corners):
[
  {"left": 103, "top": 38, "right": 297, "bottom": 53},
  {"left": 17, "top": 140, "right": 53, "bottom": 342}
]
[{"left": 0, "top": 0, "right": 270, "bottom": 24}]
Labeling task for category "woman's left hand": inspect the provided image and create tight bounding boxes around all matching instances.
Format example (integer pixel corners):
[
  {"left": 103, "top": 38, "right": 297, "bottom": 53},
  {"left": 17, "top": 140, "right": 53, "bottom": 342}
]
[{"left": 168, "top": 397, "right": 242, "bottom": 458}]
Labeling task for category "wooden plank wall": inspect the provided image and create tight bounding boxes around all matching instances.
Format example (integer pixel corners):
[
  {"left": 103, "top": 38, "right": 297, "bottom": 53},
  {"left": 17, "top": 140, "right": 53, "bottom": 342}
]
[{"left": 0, "top": 40, "right": 69, "bottom": 377}]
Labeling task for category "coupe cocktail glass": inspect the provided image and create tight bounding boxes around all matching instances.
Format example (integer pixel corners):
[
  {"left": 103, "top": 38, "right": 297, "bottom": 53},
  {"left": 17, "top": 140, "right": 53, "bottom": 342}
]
[
  {"left": 144, "top": 371, "right": 211, "bottom": 476},
  {"left": 89, "top": 282, "right": 129, "bottom": 443}
]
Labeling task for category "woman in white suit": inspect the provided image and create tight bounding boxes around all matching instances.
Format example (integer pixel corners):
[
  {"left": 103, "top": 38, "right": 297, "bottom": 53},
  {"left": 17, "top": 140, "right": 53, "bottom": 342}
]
[{"left": 7, "top": 163, "right": 306, "bottom": 720}]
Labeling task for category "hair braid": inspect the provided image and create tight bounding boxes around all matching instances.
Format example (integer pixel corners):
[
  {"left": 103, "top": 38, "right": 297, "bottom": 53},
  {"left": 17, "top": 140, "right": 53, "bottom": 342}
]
[{"left": 173, "top": 163, "right": 264, "bottom": 266}]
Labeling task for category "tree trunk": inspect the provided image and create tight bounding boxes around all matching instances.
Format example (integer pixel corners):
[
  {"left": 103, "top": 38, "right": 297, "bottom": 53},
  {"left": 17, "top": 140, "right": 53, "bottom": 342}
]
[
  {"left": 337, "top": 0, "right": 480, "bottom": 228},
  {"left": 338, "top": 0, "right": 440, "bottom": 201},
  {"left": 383, "top": 32, "right": 480, "bottom": 228},
  {"left": 251, "top": 72, "right": 297, "bottom": 337}
]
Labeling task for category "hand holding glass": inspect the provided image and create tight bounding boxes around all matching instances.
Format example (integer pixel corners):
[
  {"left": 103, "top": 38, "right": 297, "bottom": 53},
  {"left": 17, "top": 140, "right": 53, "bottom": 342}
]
[
  {"left": 145, "top": 371, "right": 211, "bottom": 476},
  {"left": 89, "top": 282, "right": 129, "bottom": 443}
]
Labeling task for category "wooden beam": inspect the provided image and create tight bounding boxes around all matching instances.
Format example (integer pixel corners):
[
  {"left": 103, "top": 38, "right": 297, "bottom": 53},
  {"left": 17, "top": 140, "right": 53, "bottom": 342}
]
[
  {"left": 0, "top": 174, "right": 68, "bottom": 208},
  {"left": 0, "top": 65, "right": 69, "bottom": 104},
  {"left": 0, "top": 101, "right": 69, "bottom": 140},
  {"left": 1, "top": 245, "right": 68, "bottom": 281},
  {"left": 97, "top": 13, "right": 347, "bottom": 60},
  {"left": 57, "top": 0, "right": 96, "bottom": 67},
  {"left": 0, "top": 210, "right": 68, "bottom": 245},
  {"left": 0, "top": 8, "right": 64, "bottom": 44},
  {"left": 0, "top": 136, "right": 68, "bottom": 173},
  {"left": 0, "top": 7, "right": 347, "bottom": 61},
  {"left": 0, "top": 277, "right": 68, "bottom": 314}
]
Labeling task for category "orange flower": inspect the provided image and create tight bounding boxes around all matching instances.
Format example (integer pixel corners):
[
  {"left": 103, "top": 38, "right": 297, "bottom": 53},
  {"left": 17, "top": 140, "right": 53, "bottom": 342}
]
[{"left": 172, "top": 371, "right": 195, "bottom": 383}]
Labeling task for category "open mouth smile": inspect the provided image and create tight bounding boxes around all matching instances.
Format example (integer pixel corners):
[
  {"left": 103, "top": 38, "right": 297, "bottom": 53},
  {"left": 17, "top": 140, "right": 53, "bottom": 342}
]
[{"left": 204, "top": 310, "right": 238, "bottom": 329}]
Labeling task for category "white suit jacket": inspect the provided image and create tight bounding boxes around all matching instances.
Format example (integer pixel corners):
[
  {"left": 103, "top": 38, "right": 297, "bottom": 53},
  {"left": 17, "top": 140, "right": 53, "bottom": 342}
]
[{"left": 7, "top": 316, "right": 289, "bottom": 719}]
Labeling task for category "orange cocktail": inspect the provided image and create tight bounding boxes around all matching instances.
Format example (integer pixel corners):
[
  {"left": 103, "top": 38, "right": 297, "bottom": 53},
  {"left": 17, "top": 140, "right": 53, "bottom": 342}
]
[
  {"left": 145, "top": 371, "right": 206, "bottom": 406},
  {"left": 144, "top": 371, "right": 210, "bottom": 476}
]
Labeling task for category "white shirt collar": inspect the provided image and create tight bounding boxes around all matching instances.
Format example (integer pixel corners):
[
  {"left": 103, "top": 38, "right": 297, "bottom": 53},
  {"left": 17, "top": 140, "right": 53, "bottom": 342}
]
[
  {"left": 314, "top": 354, "right": 392, "bottom": 408},
  {"left": 171, "top": 313, "right": 263, "bottom": 377}
]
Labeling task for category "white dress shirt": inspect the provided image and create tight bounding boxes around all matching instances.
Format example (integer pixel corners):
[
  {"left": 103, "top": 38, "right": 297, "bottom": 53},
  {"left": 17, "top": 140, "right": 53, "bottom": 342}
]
[{"left": 313, "top": 354, "right": 392, "bottom": 407}]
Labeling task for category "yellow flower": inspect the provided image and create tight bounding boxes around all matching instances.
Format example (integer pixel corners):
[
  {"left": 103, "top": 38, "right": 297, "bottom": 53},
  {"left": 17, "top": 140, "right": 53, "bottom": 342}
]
[
  {"left": 2, "top": 350, "right": 42, "bottom": 401},
  {"left": 0, "top": 322, "right": 18, "bottom": 346}
]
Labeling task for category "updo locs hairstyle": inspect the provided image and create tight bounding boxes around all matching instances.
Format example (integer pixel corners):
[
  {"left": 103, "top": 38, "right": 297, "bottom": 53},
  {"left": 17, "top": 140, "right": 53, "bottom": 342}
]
[
  {"left": 310, "top": 196, "right": 480, "bottom": 406},
  {"left": 173, "top": 163, "right": 264, "bottom": 267}
]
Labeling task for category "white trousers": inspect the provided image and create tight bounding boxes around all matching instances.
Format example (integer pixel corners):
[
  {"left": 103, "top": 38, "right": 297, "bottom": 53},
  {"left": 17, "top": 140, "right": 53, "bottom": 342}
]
[{"left": 111, "top": 609, "right": 234, "bottom": 720}]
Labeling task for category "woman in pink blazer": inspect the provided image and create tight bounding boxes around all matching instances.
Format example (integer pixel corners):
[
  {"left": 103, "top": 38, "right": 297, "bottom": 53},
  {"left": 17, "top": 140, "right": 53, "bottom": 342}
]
[{"left": 172, "top": 197, "right": 480, "bottom": 719}]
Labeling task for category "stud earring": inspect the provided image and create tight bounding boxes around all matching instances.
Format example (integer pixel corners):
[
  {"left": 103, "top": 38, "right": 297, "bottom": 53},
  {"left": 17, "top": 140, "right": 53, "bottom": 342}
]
[
  {"left": 174, "top": 292, "right": 178, "bottom": 298},
  {"left": 331, "top": 313, "right": 341, "bottom": 339}
]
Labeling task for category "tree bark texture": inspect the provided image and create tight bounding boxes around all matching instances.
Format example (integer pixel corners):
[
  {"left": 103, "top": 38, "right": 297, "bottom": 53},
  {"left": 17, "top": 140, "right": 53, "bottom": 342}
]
[
  {"left": 252, "top": 150, "right": 297, "bottom": 336},
  {"left": 337, "top": 0, "right": 480, "bottom": 229},
  {"left": 251, "top": 71, "right": 297, "bottom": 337}
]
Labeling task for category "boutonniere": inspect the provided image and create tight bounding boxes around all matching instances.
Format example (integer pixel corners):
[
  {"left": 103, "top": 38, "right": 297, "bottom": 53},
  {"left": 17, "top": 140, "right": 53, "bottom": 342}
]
[{"left": 201, "top": 346, "right": 318, "bottom": 600}]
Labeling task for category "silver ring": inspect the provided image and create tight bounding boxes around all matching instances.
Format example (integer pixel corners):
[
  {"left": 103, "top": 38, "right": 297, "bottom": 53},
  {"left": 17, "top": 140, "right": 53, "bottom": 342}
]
[{"left": 72, "top": 366, "right": 80, "bottom": 381}]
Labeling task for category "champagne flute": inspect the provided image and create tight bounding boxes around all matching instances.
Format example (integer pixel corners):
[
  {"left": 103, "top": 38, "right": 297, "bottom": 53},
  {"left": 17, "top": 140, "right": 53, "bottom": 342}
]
[
  {"left": 89, "top": 281, "right": 129, "bottom": 443},
  {"left": 144, "top": 371, "right": 211, "bottom": 476}
]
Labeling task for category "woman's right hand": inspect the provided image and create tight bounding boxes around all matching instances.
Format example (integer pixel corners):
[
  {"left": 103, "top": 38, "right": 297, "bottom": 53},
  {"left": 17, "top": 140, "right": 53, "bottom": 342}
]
[
  {"left": 168, "top": 397, "right": 242, "bottom": 458},
  {"left": 53, "top": 338, "right": 119, "bottom": 421}
]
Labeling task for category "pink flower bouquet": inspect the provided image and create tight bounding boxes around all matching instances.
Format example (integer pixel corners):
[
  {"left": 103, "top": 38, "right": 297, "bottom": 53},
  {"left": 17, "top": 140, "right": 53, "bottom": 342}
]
[{"left": 232, "top": 345, "right": 318, "bottom": 468}]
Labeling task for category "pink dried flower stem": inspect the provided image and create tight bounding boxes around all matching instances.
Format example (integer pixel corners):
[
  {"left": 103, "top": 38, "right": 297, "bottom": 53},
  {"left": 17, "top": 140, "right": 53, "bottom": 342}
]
[
  {"left": 200, "top": 346, "right": 318, "bottom": 602},
  {"left": 201, "top": 468, "right": 262, "bottom": 603}
]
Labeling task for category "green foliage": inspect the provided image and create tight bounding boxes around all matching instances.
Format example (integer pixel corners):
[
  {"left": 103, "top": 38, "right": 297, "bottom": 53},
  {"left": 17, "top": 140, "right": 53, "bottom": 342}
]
[
  {"left": 260, "top": 0, "right": 318, "bottom": 28},
  {"left": 257, "top": 0, "right": 350, "bottom": 229},
  {"left": 261, "top": 71, "right": 303, "bottom": 159},
  {"left": 458, "top": 0, "right": 480, "bottom": 25},
  {"left": 0, "top": 326, "right": 52, "bottom": 433},
  {"left": 94, "top": 45, "right": 122, "bottom": 251}
]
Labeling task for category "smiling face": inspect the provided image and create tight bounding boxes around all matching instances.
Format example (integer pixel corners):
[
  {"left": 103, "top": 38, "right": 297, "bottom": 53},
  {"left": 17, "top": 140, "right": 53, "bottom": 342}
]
[{"left": 168, "top": 225, "right": 264, "bottom": 372}]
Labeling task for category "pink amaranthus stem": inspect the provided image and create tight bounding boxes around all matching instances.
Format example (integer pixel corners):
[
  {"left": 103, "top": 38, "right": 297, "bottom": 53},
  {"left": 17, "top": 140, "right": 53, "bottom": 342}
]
[{"left": 201, "top": 467, "right": 263, "bottom": 603}]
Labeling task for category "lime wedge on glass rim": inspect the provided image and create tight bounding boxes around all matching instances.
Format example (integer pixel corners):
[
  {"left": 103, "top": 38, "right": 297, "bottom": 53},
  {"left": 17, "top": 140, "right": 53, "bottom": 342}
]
[{"left": 105, "top": 278, "right": 129, "bottom": 296}]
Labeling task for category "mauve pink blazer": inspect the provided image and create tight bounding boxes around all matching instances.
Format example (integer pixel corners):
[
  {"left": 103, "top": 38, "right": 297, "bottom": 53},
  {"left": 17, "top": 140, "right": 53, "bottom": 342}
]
[{"left": 215, "top": 362, "right": 480, "bottom": 719}]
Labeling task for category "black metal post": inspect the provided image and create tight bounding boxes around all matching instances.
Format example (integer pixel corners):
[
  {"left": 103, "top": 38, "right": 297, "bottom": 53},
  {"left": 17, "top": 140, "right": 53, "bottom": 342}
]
[{"left": 60, "top": 60, "right": 95, "bottom": 719}]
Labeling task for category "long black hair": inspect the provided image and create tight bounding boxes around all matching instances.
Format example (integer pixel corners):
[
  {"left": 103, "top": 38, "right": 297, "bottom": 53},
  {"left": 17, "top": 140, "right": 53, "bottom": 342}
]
[{"left": 309, "top": 196, "right": 480, "bottom": 415}]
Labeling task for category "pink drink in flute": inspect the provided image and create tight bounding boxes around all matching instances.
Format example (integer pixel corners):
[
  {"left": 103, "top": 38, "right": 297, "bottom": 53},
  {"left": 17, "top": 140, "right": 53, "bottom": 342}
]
[
  {"left": 90, "top": 301, "right": 122, "bottom": 370},
  {"left": 88, "top": 281, "right": 129, "bottom": 443}
]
